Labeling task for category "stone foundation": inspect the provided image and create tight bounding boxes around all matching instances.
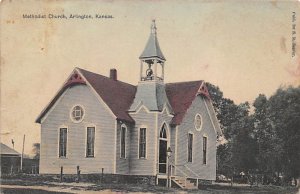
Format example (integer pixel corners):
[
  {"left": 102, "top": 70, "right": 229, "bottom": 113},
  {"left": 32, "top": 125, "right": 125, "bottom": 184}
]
[{"left": 61, "top": 173, "right": 157, "bottom": 185}]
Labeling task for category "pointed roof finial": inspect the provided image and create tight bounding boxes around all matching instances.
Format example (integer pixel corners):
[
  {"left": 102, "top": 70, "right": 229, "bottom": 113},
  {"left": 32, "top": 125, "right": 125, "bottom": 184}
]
[
  {"left": 139, "top": 20, "right": 166, "bottom": 61},
  {"left": 151, "top": 19, "right": 157, "bottom": 35}
]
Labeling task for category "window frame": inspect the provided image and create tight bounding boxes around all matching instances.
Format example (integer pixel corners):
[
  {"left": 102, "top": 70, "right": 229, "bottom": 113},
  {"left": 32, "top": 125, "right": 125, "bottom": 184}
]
[
  {"left": 203, "top": 136, "right": 208, "bottom": 165},
  {"left": 58, "top": 127, "right": 68, "bottom": 158},
  {"left": 70, "top": 104, "right": 85, "bottom": 123},
  {"left": 187, "top": 132, "right": 193, "bottom": 163},
  {"left": 194, "top": 114, "right": 203, "bottom": 131},
  {"left": 160, "top": 124, "right": 167, "bottom": 139},
  {"left": 120, "top": 124, "right": 127, "bottom": 159},
  {"left": 86, "top": 126, "right": 95, "bottom": 158},
  {"left": 139, "top": 127, "right": 147, "bottom": 159}
]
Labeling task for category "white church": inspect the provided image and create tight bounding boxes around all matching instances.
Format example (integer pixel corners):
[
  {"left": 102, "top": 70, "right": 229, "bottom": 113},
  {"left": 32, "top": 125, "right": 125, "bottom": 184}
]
[{"left": 36, "top": 20, "right": 222, "bottom": 188}]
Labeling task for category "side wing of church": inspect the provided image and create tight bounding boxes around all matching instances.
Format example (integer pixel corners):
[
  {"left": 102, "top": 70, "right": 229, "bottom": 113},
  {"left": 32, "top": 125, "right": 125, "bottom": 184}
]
[{"left": 36, "top": 20, "right": 222, "bottom": 187}]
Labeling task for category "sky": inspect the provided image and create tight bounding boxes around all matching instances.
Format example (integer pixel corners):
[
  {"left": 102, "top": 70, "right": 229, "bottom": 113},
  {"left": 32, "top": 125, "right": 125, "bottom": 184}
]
[{"left": 1, "top": 0, "right": 300, "bottom": 156}]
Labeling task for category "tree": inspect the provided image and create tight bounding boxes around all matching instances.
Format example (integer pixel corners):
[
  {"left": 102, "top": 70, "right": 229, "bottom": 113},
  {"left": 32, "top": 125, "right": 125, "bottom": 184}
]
[
  {"left": 207, "top": 83, "right": 241, "bottom": 140},
  {"left": 207, "top": 83, "right": 257, "bottom": 177},
  {"left": 267, "top": 86, "right": 300, "bottom": 183},
  {"left": 32, "top": 143, "right": 40, "bottom": 159},
  {"left": 253, "top": 94, "right": 283, "bottom": 177},
  {"left": 208, "top": 82, "right": 300, "bottom": 185}
]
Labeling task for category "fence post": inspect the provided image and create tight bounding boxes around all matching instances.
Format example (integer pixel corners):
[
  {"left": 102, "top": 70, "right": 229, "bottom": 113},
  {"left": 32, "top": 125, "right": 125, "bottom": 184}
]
[
  {"left": 101, "top": 168, "right": 104, "bottom": 183},
  {"left": 76, "top": 166, "right": 80, "bottom": 183},
  {"left": 60, "top": 166, "right": 63, "bottom": 182}
]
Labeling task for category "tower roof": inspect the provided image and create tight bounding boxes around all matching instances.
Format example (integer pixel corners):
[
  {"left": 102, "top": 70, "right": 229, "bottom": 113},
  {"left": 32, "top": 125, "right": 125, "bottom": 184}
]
[{"left": 139, "top": 20, "right": 166, "bottom": 61}]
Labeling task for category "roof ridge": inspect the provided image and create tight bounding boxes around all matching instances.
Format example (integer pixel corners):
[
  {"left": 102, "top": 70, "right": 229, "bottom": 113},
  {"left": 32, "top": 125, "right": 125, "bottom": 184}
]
[
  {"left": 76, "top": 67, "right": 136, "bottom": 88},
  {"left": 166, "top": 80, "right": 203, "bottom": 85}
]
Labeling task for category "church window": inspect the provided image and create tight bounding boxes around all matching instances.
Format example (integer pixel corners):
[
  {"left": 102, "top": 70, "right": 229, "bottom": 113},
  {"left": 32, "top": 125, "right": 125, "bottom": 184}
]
[
  {"left": 86, "top": 127, "right": 95, "bottom": 157},
  {"left": 139, "top": 128, "right": 146, "bottom": 158},
  {"left": 71, "top": 105, "right": 84, "bottom": 123},
  {"left": 160, "top": 124, "right": 167, "bottom": 139},
  {"left": 194, "top": 114, "right": 202, "bottom": 131},
  {"left": 203, "top": 136, "right": 207, "bottom": 164},
  {"left": 120, "top": 125, "right": 126, "bottom": 158},
  {"left": 188, "top": 133, "right": 193, "bottom": 162},
  {"left": 59, "top": 128, "right": 67, "bottom": 157}
]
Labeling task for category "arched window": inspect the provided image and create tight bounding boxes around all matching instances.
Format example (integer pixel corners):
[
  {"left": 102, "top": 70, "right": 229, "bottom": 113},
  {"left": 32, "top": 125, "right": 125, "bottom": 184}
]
[
  {"left": 120, "top": 124, "right": 126, "bottom": 158},
  {"left": 160, "top": 124, "right": 167, "bottom": 139}
]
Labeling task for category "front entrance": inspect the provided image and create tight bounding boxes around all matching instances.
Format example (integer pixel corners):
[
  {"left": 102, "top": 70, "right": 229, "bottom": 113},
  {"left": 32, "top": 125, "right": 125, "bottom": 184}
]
[
  {"left": 159, "top": 140, "right": 167, "bottom": 173},
  {"left": 159, "top": 124, "right": 168, "bottom": 174}
]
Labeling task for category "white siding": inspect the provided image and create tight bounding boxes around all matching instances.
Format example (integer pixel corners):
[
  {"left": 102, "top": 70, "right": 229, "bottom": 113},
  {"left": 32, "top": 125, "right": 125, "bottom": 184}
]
[
  {"left": 116, "top": 122, "right": 131, "bottom": 174},
  {"left": 40, "top": 85, "right": 116, "bottom": 174},
  {"left": 157, "top": 108, "right": 174, "bottom": 173},
  {"left": 129, "top": 107, "right": 156, "bottom": 175},
  {"left": 176, "top": 96, "right": 217, "bottom": 180}
]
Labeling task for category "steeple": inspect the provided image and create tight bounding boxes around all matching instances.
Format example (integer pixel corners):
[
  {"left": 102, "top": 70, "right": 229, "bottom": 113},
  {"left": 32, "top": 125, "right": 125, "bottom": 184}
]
[
  {"left": 139, "top": 20, "right": 166, "bottom": 82},
  {"left": 139, "top": 20, "right": 166, "bottom": 62},
  {"left": 129, "top": 20, "right": 173, "bottom": 113}
]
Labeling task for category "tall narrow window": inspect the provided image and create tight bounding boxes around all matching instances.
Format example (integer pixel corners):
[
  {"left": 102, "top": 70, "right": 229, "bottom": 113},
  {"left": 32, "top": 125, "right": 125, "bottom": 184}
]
[
  {"left": 139, "top": 128, "right": 146, "bottom": 158},
  {"left": 188, "top": 133, "right": 193, "bottom": 162},
  {"left": 120, "top": 126, "right": 126, "bottom": 158},
  {"left": 59, "top": 128, "right": 67, "bottom": 157},
  {"left": 86, "top": 127, "right": 95, "bottom": 157},
  {"left": 203, "top": 136, "right": 207, "bottom": 164}
]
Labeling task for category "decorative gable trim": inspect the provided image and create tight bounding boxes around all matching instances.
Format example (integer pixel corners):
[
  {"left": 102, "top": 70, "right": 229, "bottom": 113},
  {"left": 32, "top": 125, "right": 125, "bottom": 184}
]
[
  {"left": 160, "top": 104, "right": 174, "bottom": 117},
  {"left": 128, "top": 100, "right": 144, "bottom": 113},
  {"left": 36, "top": 68, "right": 81, "bottom": 123},
  {"left": 203, "top": 98, "right": 218, "bottom": 136},
  {"left": 208, "top": 100, "right": 223, "bottom": 136},
  {"left": 129, "top": 103, "right": 151, "bottom": 114},
  {"left": 64, "top": 72, "right": 86, "bottom": 88},
  {"left": 40, "top": 87, "right": 69, "bottom": 124},
  {"left": 35, "top": 68, "right": 117, "bottom": 123},
  {"left": 197, "top": 82, "right": 210, "bottom": 99},
  {"left": 76, "top": 68, "right": 117, "bottom": 120}
]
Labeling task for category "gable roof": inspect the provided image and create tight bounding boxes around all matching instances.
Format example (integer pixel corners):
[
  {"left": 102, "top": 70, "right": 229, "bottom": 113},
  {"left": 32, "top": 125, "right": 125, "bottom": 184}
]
[
  {"left": 166, "top": 81, "right": 204, "bottom": 125},
  {"left": 36, "top": 68, "right": 137, "bottom": 123},
  {"left": 0, "top": 143, "right": 21, "bottom": 156},
  {"left": 77, "top": 68, "right": 136, "bottom": 123},
  {"left": 36, "top": 67, "right": 221, "bottom": 132}
]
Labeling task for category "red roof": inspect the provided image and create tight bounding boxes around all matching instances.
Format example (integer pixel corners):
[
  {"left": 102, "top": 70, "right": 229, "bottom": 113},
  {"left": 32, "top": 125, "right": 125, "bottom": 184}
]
[
  {"left": 78, "top": 68, "right": 136, "bottom": 123},
  {"left": 36, "top": 68, "right": 209, "bottom": 126},
  {"left": 166, "top": 81, "right": 204, "bottom": 125}
]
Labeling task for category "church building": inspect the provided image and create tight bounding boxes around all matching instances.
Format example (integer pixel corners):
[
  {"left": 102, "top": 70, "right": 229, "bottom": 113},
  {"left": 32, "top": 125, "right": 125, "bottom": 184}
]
[{"left": 36, "top": 20, "right": 222, "bottom": 188}]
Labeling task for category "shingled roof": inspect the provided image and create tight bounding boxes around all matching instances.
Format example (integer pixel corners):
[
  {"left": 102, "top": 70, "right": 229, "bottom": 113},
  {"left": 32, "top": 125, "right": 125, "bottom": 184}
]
[
  {"left": 139, "top": 20, "right": 166, "bottom": 61},
  {"left": 0, "top": 143, "right": 20, "bottom": 156},
  {"left": 78, "top": 68, "right": 136, "bottom": 123},
  {"left": 166, "top": 81, "right": 204, "bottom": 125},
  {"left": 36, "top": 68, "right": 216, "bottom": 127}
]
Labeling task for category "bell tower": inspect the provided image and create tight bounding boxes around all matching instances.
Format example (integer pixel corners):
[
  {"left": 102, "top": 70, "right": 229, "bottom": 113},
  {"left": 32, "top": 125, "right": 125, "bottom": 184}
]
[
  {"left": 139, "top": 20, "right": 166, "bottom": 82},
  {"left": 129, "top": 20, "right": 172, "bottom": 113}
]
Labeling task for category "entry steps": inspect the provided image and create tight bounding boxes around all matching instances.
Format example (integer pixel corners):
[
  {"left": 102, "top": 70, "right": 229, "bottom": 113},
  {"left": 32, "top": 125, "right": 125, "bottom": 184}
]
[{"left": 171, "top": 176, "right": 198, "bottom": 189}]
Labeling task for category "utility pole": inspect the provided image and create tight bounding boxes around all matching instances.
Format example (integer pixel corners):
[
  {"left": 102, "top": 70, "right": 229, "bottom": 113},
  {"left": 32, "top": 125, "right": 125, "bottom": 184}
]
[
  {"left": 21, "top": 134, "right": 25, "bottom": 172},
  {"left": 11, "top": 139, "right": 14, "bottom": 149}
]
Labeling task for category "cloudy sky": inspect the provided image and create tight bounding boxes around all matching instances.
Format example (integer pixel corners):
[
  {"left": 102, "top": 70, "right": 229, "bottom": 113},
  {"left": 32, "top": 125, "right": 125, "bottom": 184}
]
[{"left": 1, "top": 0, "right": 299, "bottom": 155}]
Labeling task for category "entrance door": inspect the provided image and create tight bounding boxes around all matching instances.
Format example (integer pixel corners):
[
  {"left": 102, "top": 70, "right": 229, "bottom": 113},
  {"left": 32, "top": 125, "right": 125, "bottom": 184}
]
[
  {"left": 159, "top": 140, "right": 167, "bottom": 173},
  {"left": 159, "top": 124, "right": 168, "bottom": 174}
]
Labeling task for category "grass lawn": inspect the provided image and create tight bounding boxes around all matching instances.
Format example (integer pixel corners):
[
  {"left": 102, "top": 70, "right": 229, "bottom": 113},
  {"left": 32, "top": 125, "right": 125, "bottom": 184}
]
[
  {"left": 1, "top": 188, "right": 72, "bottom": 194},
  {"left": 1, "top": 179, "right": 299, "bottom": 194}
]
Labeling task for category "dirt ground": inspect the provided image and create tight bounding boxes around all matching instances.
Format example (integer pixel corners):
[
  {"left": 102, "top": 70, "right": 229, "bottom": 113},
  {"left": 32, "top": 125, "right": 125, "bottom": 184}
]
[{"left": 0, "top": 179, "right": 299, "bottom": 194}]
